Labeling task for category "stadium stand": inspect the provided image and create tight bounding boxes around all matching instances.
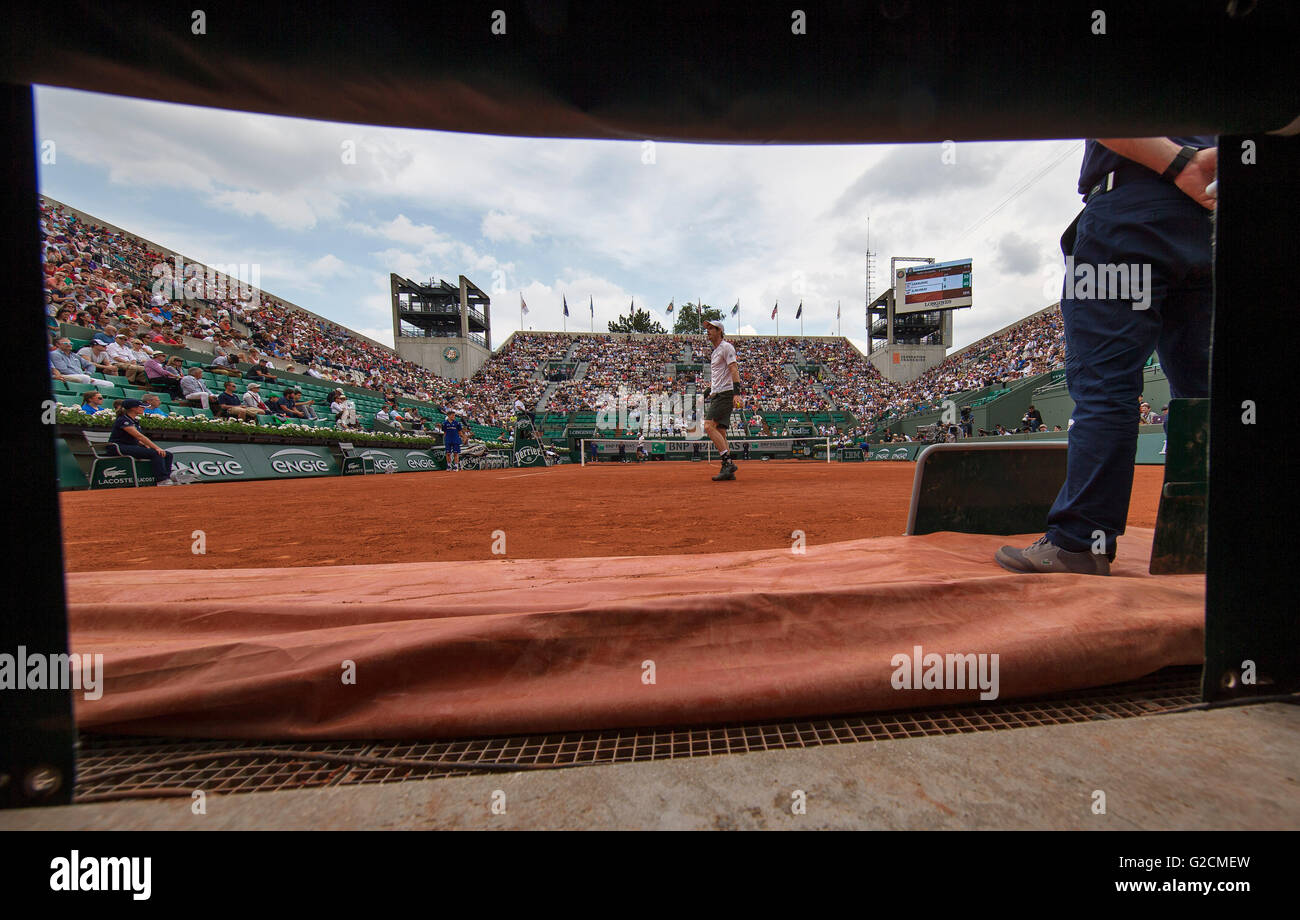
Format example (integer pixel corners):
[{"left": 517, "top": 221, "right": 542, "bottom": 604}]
[{"left": 40, "top": 197, "right": 1079, "bottom": 452}]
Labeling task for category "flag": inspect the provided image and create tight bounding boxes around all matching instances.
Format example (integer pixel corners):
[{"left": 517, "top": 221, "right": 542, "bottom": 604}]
[
  {"left": 731, "top": 301, "right": 738, "bottom": 316},
  {"left": 666, "top": 300, "right": 674, "bottom": 314},
  {"left": 563, "top": 296, "right": 569, "bottom": 317},
  {"left": 837, "top": 301, "right": 841, "bottom": 319},
  {"left": 796, "top": 301, "right": 803, "bottom": 319},
  {"left": 771, "top": 302, "right": 778, "bottom": 320},
  {"left": 589, "top": 296, "right": 594, "bottom": 316},
  {"left": 520, "top": 294, "right": 528, "bottom": 315}
]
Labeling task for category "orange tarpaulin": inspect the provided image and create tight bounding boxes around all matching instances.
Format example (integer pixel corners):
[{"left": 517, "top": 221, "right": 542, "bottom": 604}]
[{"left": 66, "top": 528, "right": 1204, "bottom": 740}]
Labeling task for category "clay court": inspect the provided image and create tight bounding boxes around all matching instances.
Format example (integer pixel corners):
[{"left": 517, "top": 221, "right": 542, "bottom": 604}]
[{"left": 59, "top": 461, "right": 1167, "bottom": 571}]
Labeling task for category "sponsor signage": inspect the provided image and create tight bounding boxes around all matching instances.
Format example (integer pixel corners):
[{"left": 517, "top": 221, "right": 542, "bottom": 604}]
[
  {"left": 61, "top": 437, "right": 526, "bottom": 489},
  {"left": 513, "top": 444, "right": 546, "bottom": 467},
  {"left": 866, "top": 443, "right": 923, "bottom": 461},
  {"left": 167, "top": 443, "right": 249, "bottom": 480},
  {"left": 89, "top": 457, "right": 155, "bottom": 489},
  {"left": 838, "top": 448, "right": 865, "bottom": 462},
  {"left": 267, "top": 447, "right": 333, "bottom": 476}
]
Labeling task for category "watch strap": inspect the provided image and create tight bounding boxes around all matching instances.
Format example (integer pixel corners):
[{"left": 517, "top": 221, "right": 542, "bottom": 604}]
[{"left": 1161, "top": 145, "right": 1197, "bottom": 181}]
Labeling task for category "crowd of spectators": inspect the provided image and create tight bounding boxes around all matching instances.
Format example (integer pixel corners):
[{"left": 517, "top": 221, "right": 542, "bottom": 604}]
[{"left": 41, "top": 199, "right": 1073, "bottom": 439}]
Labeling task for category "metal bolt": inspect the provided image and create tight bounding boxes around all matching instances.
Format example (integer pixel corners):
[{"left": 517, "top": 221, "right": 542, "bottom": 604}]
[{"left": 23, "top": 766, "right": 62, "bottom": 797}]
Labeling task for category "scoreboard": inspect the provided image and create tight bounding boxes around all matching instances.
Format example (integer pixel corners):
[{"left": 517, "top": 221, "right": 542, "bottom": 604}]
[{"left": 896, "top": 259, "right": 973, "bottom": 314}]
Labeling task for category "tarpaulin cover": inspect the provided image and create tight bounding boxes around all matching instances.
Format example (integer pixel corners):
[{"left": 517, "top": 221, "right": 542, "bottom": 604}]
[{"left": 66, "top": 528, "right": 1204, "bottom": 739}]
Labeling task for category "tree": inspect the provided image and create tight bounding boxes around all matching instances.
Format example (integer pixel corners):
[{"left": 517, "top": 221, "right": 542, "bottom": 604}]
[
  {"left": 607, "top": 307, "right": 666, "bottom": 334},
  {"left": 672, "top": 301, "right": 723, "bottom": 335}
]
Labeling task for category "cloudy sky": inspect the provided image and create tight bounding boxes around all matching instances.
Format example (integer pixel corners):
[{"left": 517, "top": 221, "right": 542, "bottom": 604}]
[{"left": 35, "top": 86, "right": 1084, "bottom": 353}]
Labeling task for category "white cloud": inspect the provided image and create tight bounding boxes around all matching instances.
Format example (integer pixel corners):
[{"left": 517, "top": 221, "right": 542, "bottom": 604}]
[
  {"left": 481, "top": 210, "right": 537, "bottom": 244},
  {"left": 354, "top": 326, "right": 395, "bottom": 348},
  {"left": 36, "top": 86, "right": 1086, "bottom": 355}
]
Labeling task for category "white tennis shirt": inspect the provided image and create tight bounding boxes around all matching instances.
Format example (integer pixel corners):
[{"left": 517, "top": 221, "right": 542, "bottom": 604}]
[{"left": 709, "top": 340, "right": 737, "bottom": 393}]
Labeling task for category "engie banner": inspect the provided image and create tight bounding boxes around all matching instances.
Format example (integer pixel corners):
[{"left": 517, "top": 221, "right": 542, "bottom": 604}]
[
  {"left": 163, "top": 441, "right": 342, "bottom": 481},
  {"left": 63, "top": 439, "right": 452, "bottom": 488}
]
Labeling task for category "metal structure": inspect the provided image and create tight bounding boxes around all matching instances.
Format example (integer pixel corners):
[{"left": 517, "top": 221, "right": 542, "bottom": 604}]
[{"left": 390, "top": 274, "right": 490, "bottom": 348}]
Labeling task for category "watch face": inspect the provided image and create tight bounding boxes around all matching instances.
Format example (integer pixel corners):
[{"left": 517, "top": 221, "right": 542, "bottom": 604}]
[{"left": 443, "top": 346, "right": 460, "bottom": 363}]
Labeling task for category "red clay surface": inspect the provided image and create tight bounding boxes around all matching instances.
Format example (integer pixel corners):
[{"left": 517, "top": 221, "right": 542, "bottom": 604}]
[{"left": 60, "top": 461, "right": 1167, "bottom": 572}]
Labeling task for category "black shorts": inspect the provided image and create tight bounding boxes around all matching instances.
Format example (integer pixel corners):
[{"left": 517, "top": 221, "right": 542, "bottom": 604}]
[{"left": 705, "top": 391, "right": 734, "bottom": 427}]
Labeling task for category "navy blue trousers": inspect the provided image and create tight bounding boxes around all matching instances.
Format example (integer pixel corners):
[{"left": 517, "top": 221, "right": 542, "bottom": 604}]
[
  {"left": 1046, "top": 179, "right": 1213, "bottom": 555},
  {"left": 115, "top": 443, "right": 174, "bottom": 482}
]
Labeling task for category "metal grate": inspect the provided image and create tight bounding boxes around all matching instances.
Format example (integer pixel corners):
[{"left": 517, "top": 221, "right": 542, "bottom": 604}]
[{"left": 74, "top": 666, "right": 1203, "bottom": 802}]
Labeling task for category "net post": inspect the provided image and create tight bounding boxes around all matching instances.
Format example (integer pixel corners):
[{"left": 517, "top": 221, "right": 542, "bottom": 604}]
[
  {"left": 579, "top": 439, "right": 585, "bottom": 467},
  {"left": 826, "top": 436, "right": 831, "bottom": 463}
]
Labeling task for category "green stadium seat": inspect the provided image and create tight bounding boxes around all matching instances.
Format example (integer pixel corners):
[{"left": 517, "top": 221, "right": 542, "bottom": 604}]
[
  {"left": 55, "top": 394, "right": 82, "bottom": 407},
  {"left": 171, "top": 406, "right": 194, "bottom": 417},
  {"left": 191, "top": 408, "right": 214, "bottom": 418},
  {"left": 64, "top": 381, "right": 98, "bottom": 394},
  {"left": 96, "top": 386, "right": 125, "bottom": 399}
]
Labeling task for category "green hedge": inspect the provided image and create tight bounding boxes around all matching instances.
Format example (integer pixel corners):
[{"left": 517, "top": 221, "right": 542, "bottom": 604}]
[{"left": 52, "top": 405, "right": 502, "bottom": 450}]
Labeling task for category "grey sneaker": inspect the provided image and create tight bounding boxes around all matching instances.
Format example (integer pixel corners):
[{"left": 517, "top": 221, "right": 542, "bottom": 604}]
[
  {"left": 712, "top": 463, "right": 736, "bottom": 481},
  {"left": 995, "top": 535, "right": 1111, "bottom": 576}
]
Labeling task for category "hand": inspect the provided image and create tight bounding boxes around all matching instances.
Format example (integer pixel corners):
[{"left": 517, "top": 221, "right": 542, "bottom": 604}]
[
  {"left": 1174, "top": 147, "right": 1217, "bottom": 211},
  {"left": 703, "top": 387, "right": 711, "bottom": 400},
  {"left": 154, "top": 447, "right": 166, "bottom": 457}
]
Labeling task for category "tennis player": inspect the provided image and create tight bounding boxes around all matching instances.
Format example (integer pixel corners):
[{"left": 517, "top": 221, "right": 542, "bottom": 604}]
[{"left": 702, "top": 319, "right": 741, "bottom": 481}]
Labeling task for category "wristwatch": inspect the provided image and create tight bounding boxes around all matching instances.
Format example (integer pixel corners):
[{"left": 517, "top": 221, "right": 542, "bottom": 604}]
[{"left": 1161, "top": 145, "right": 1198, "bottom": 182}]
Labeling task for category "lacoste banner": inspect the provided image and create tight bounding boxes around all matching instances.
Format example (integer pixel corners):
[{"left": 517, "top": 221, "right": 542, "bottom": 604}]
[{"left": 88, "top": 456, "right": 155, "bottom": 489}]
